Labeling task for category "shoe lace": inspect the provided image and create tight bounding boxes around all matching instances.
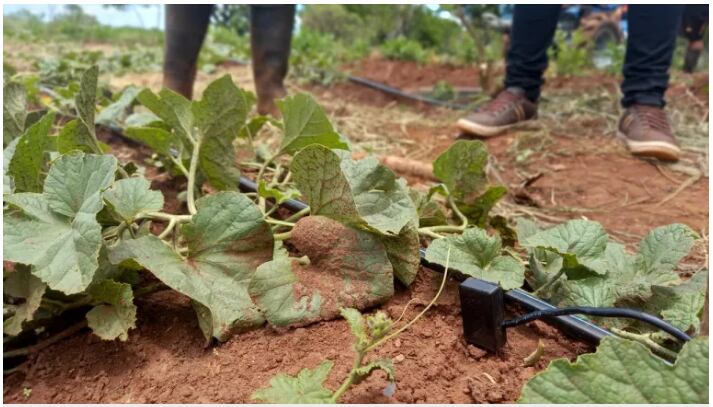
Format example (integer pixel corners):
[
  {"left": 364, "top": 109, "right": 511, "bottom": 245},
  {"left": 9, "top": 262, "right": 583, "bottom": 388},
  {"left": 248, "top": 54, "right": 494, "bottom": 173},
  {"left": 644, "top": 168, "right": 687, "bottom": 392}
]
[
  {"left": 481, "top": 90, "right": 522, "bottom": 114},
  {"left": 631, "top": 105, "right": 671, "bottom": 132}
]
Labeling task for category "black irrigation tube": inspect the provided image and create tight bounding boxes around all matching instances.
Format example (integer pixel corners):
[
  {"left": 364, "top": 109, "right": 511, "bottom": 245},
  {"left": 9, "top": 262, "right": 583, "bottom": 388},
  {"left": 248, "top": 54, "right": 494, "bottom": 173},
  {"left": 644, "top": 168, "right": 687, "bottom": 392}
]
[
  {"left": 237, "top": 176, "right": 613, "bottom": 346},
  {"left": 346, "top": 75, "right": 471, "bottom": 111}
]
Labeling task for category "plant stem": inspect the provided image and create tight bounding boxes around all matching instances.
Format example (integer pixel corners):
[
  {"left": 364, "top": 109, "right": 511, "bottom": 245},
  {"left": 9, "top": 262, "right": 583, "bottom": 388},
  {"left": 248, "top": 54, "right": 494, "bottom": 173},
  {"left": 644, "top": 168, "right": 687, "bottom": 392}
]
[
  {"left": 170, "top": 156, "right": 190, "bottom": 178},
  {"left": 141, "top": 212, "right": 193, "bottom": 223},
  {"left": 365, "top": 247, "right": 451, "bottom": 353},
  {"left": 610, "top": 328, "right": 678, "bottom": 360},
  {"left": 158, "top": 218, "right": 177, "bottom": 239},
  {"left": 331, "top": 351, "right": 366, "bottom": 403},
  {"left": 273, "top": 231, "right": 293, "bottom": 241},
  {"left": 417, "top": 228, "right": 445, "bottom": 239},
  {"left": 284, "top": 207, "right": 310, "bottom": 223},
  {"left": 266, "top": 218, "right": 296, "bottom": 228},
  {"left": 533, "top": 267, "right": 566, "bottom": 296},
  {"left": 448, "top": 195, "right": 469, "bottom": 230},
  {"left": 417, "top": 196, "right": 469, "bottom": 237},
  {"left": 3, "top": 320, "right": 87, "bottom": 359},
  {"left": 186, "top": 137, "right": 202, "bottom": 215}
]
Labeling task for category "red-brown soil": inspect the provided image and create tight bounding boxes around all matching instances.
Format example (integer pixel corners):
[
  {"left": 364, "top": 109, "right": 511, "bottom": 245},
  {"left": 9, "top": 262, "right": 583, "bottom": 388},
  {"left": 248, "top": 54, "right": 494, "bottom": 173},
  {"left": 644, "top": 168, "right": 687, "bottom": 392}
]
[
  {"left": 4, "top": 269, "right": 589, "bottom": 404},
  {"left": 3, "top": 57, "right": 708, "bottom": 403}
]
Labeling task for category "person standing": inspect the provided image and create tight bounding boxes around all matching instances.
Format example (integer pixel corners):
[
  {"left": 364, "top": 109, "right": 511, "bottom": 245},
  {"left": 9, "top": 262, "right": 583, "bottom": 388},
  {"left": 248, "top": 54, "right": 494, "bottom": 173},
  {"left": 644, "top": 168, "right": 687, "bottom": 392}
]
[{"left": 457, "top": 5, "right": 686, "bottom": 161}]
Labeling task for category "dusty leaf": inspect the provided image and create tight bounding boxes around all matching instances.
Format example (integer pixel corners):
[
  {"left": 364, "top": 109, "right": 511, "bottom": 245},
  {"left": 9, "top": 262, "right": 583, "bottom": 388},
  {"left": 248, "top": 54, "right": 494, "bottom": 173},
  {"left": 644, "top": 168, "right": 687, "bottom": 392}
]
[
  {"left": 96, "top": 86, "right": 141, "bottom": 127},
  {"left": 4, "top": 82, "right": 27, "bottom": 146},
  {"left": 292, "top": 145, "right": 416, "bottom": 236},
  {"left": 86, "top": 279, "right": 136, "bottom": 341},
  {"left": 426, "top": 228, "right": 524, "bottom": 289},
  {"left": 103, "top": 177, "right": 164, "bottom": 223},
  {"left": 3, "top": 265, "right": 46, "bottom": 336},
  {"left": 252, "top": 360, "right": 334, "bottom": 403},
  {"left": 519, "top": 337, "right": 709, "bottom": 403},
  {"left": 110, "top": 192, "right": 272, "bottom": 341}
]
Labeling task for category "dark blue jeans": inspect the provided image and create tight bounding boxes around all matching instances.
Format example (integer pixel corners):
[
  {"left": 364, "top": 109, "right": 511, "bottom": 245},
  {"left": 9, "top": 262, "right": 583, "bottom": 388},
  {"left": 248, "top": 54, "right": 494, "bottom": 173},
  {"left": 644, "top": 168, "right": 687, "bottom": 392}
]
[{"left": 505, "top": 5, "right": 685, "bottom": 107}]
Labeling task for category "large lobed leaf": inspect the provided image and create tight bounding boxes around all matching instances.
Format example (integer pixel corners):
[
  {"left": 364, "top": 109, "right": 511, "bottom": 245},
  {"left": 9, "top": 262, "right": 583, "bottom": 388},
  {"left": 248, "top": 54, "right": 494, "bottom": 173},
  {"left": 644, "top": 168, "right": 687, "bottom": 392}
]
[
  {"left": 519, "top": 336, "right": 709, "bottom": 403},
  {"left": 249, "top": 215, "right": 394, "bottom": 328},
  {"left": 86, "top": 279, "right": 137, "bottom": 341},
  {"left": 4, "top": 153, "right": 117, "bottom": 294},
  {"left": 3, "top": 265, "right": 46, "bottom": 335},
  {"left": 8, "top": 112, "right": 56, "bottom": 193},
  {"left": 432, "top": 139, "right": 488, "bottom": 203},
  {"left": 103, "top": 177, "right": 164, "bottom": 223},
  {"left": 252, "top": 360, "right": 335, "bottom": 403},
  {"left": 110, "top": 191, "right": 273, "bottom": 341},
  {"left": 277, "top": 93, "right": 350, "bottom": 155},
  {"left": 425, "top": 228, "right": 524, "bottom": 290}
]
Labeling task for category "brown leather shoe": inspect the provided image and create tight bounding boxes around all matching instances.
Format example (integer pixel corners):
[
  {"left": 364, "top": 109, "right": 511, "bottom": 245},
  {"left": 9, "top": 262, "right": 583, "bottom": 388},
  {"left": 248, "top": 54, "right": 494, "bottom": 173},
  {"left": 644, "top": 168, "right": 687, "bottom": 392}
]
[
  {"left": 618, "top": 105, "right": 681, "bottom": 161},
  {"left": 456, "top": 87, "right": 537, "bottom": 137}
]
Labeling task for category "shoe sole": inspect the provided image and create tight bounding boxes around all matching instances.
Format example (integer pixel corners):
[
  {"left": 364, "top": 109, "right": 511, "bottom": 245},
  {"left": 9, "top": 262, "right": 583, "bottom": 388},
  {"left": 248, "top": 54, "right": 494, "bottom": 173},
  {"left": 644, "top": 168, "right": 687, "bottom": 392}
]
[
  {"left": 456, "top": 118, "right": 515, "bottom": 137},
  {"left": 617, "top": 131, "right": 681, "bottom": 161}
]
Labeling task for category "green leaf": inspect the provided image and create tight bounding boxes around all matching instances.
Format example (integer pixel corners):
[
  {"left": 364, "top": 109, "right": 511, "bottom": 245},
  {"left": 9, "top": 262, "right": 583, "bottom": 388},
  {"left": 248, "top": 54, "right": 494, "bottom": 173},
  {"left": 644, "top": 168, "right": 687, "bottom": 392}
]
[
  {"left": 257, "top": 179, "right": 301, "bottom": 204},
  {"left": 136, "top": 88, "right": 194, "bottom": 146},
  {"left": 459, "top": 185, "right": 507, "bottom": 227},
  {"left": 96, "top": 86, "right": 141, "bottom": 127},
  {"left": 522, "top": 219, "right": 609, "bottom": 274},
  {"left": 44, "top": 153, "right": 117, "bottom": 217},
  {"left": 239, "top": 115, "right": 269, "bottom": 139},
  {"left": 432, "top": 139, "right": 489, "bottom": 203},
  {"left": 248, "top": 247, "right": 322, "bottom": 327},
  {"left": 648, "top": 270, "right": 707, "bottom": 332},
  {"left": 4, "top": 82, "right": 27, "bottom": 146},
  {"left": 86, "top": 279, "right": 137, "bottom": 341},
  {"left": 340, "top": 307, "right": 368, "bottom": 350},
  {"left": 76, "top": 65, "right": 98, "bottom": 134},
  {"left": 8, "top": 112, "right": 56, "bottom": 193},
  {"left": 103, "top": 177, "right": 164, "bottom": 223},
  {"left": 4, "top": 153, "right": 117, "bottom": 294},
  {"left": 425, "top": 228, "right": 525, "bottom": 289},
  {"left": 56, "top": 119, "right": 95, "bottom": 154},
  {"left": 3, "top": 265, "right": 46, "bottom": 336},
  {"left": 109, "top": 192, "right": 272, "bottom": 341},
  {"left": 635, "top": 223, "right": 697, "bottom": 277},
  {"left": 353, "top": 358, "right": 396, "bottom": 385},
  {"left": 559, "top": 276, "right": 616, "bottom": 307},
  {"left": 3, "top": 138, "right": 19, "bottom": 194},
  {"left": 192, "top": 75, "right": 253, "bottom": 190},
  {"left": 410, "top": 188, "right": 447, "bottom": 227},
  {"left": 381, "top": 221, "right": 420, "bottom": 286},
  {"left": 292, "top": 145, "right": 416, "bottom": 235},
  {"left": 519, "top": 337, "right": 709, "bottom": 403},
  {"left": 252, "top": 360, "right": 335, "bottom": 403},
  {"left": 277, "top": 93, "right": 350, "bottom": 155},
  {"left": 124, "top": 126, "right": 178, "bottom": 158}
]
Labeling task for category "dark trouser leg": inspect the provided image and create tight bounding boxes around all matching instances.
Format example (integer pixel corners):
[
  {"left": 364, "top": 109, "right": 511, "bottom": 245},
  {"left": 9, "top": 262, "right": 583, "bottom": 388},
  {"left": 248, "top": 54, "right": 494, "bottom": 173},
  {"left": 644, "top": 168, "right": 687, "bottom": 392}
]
[
  {"left": 620, "top": 5, "right": 684, "bottom": 107},
  {"left": 163, "top": 5, "right": 213, "bottom": 99},
  {"left": 504, "top": 5, "right": 561, "bottom": 102},
  {"left": 250, "top": 5, "right": 295, "bottom": 116}
]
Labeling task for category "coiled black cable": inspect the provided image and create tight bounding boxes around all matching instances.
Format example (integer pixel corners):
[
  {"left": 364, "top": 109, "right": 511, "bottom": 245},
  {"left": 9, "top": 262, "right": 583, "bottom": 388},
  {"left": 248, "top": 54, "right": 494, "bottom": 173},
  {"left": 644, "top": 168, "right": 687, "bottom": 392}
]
[{"left": 502, "top": 307, "right": 692, "bottom": 342}]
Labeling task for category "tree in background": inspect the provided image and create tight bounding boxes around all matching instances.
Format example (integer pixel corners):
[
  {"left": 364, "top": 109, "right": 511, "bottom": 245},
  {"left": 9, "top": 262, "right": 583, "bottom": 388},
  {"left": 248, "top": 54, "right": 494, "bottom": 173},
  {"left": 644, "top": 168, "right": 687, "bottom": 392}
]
[{"left": 211, "top": 5, "right": 250, "bottom": 36}]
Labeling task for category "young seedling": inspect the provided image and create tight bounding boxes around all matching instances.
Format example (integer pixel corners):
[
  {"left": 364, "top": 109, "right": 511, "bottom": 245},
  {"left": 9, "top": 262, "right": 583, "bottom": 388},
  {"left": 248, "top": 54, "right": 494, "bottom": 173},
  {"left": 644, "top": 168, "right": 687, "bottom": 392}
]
[{"left": 251, "top": 248, "right": 452, "bottom": 404}]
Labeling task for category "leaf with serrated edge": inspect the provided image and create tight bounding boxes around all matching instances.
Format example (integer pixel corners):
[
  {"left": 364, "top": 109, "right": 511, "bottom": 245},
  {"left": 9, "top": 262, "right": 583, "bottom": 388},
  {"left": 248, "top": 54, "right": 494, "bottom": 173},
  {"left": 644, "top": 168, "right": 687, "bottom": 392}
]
[
  {"left": 353, "top": 358, "right": 395, "bottom": 385},
  {"left": 277, "top": 93, "right": 349, "bottom": 155},
  {"left": 248, "top": 246, "right": 321, "bottom": 327},
  {"left": 3, "top": 265, "right": 46, "bottom": 336},
  {"left": 103, "top": 177, "right": 164, "bottom": 223},
  {"left": 432, "top": 139, "right": 489, "bottom": 203},
  {"left": 522, "top": 219, "right": 609, "bottom": 274},
  {"left": 8, "top": 112, "right": 56, "bottom": 193},
  {"left": 648, "top": 270, "right": 707, "bottom": 332},
  {"left": 96, "top": 86, "right": 141, "bottom": 127},
  {"left": 86, "top": 279, "right": 136, "bottom": 341},
  {"left": 425, "top": 228, "right": 525, "bottom": 289},
  {"left": 109, "top": 192, "right": 272, "bottom": 341},
  {"left": 340, "top": 307, "right": 368, "bottom": 350},
  {"left": 292, "top": 145, "right": 416, "bottom": 235},
  {"left": 4, "top": 82, "right": 27, "bottom": 146},
  {"left": 381, "top": 221, "right": 420, "bottom": 286},
  {"left": 4, "top": 154, "right": 116, "bottom": 294},
  {"left": 519, "top": 337, "right": 709, "bottom": 403},
  {"left": 252, "top": 360, "right": 334, "bottom": 403},
  {"left": 136, "top": 88, "right": 193, "bottom": 146}
]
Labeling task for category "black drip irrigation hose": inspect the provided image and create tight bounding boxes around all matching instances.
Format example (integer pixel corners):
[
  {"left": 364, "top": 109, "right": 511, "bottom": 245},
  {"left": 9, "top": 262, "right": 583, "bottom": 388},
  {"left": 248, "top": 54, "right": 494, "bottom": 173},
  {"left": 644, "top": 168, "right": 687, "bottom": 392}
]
[
  {"left": 502, "top": 307, "right": 692, "bottom": 343},
  {"left": 346, "top": 75, "right": 471, "bottom": 110}
]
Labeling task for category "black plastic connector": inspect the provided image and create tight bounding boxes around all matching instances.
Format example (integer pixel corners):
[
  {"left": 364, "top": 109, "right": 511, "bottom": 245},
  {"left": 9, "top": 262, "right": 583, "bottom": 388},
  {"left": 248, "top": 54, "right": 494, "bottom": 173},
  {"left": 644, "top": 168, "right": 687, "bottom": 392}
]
[{"left": 459, "top": 278, "right": 506, "bottom": 352}]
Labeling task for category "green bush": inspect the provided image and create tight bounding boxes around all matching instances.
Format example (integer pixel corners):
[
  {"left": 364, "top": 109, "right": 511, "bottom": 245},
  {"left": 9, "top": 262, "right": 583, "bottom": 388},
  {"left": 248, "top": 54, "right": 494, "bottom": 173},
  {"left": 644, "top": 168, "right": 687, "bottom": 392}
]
[
  {"left": 300, "top": 5, "right": 366, "bottom": 44},
  {"left": 548, "top": 30, "right": 591, "bottom": 77},
  {"left": 289, "top": 29, "right": 368, "bottom": 85},
  {"left": 380, "top": 35, "right": 430, "bottom": 63}
]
